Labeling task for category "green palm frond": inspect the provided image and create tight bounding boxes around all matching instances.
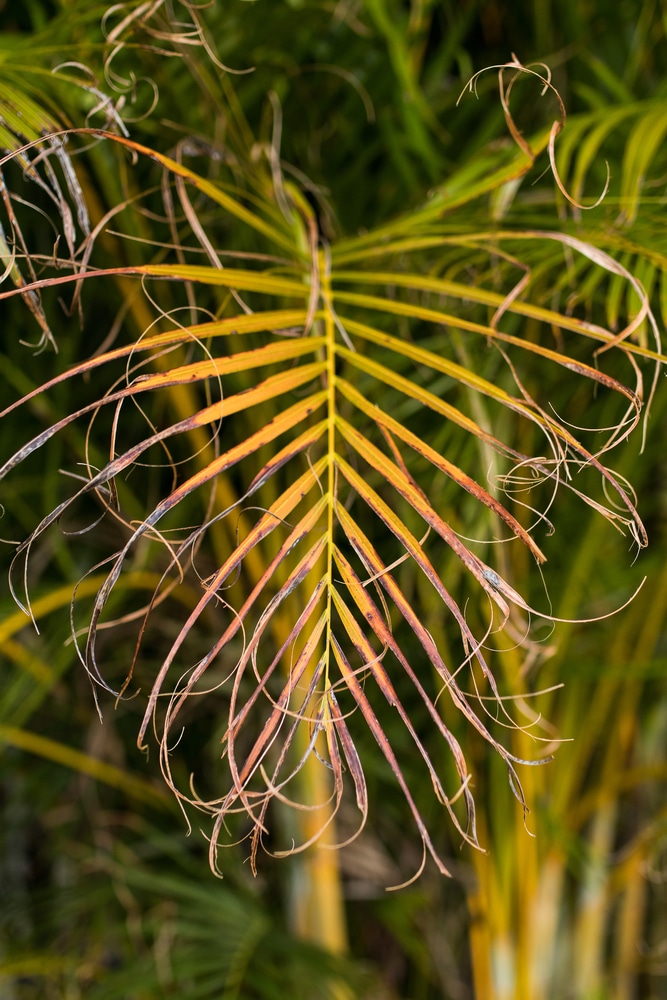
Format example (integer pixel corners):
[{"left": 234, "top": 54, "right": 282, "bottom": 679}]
[{"left": 1, "top": 836, "right": 364, "bottom": 1000}]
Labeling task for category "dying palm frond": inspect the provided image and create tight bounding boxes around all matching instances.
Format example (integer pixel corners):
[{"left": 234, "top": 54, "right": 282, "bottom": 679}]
[
  {"left": 1, "top": 51, "right": 660, "bottom": 886},
  {"left": 0, "top": 10, "right": 136, "bottom": 351}
]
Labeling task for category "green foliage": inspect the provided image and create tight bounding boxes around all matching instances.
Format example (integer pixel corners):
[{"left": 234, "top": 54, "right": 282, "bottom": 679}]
[{"left": 2, "top": 823, "right": 364, "bottom": 999}]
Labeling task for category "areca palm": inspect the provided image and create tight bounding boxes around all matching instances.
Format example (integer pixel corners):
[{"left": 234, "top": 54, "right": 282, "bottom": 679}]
[
  {"left": 1, "top": 3, "right": 666, "bottom": 998},
  {"left": 0, "top": 64, "right": 656, "bottom": 862}
]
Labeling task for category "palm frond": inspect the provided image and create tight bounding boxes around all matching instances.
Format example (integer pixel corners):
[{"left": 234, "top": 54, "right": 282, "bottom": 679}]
[{"left": 1, "top": 89, "right": 659, "bottom": 881}]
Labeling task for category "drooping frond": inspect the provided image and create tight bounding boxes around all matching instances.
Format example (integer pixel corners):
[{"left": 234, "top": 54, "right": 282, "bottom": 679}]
[{"left": 1, "top": 63, "right": 661, "bottom": 879}]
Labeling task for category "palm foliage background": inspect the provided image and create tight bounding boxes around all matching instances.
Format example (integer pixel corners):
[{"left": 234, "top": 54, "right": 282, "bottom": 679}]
[{"left": 1, "top": 2, "right": 666, "bottom": 998}]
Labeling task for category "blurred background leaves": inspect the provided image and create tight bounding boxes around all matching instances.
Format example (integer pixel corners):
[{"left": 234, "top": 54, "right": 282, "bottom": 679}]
[{"left": 1, "top": 1, "right": 666, "bottom": 998}]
